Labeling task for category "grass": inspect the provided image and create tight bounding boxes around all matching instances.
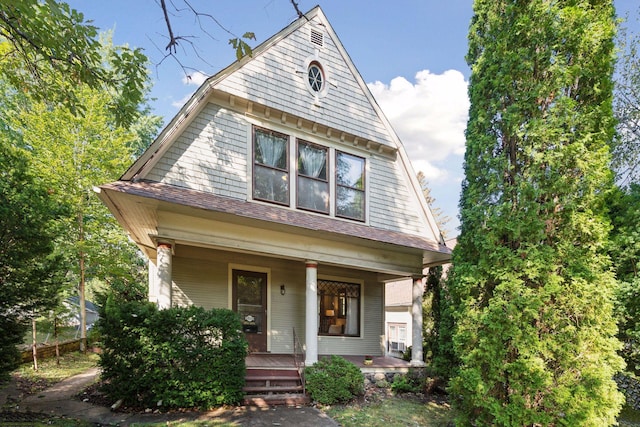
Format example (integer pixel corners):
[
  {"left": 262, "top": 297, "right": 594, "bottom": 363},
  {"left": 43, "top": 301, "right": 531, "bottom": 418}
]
[
  {"left": 15, "top": 351, "right": 99, "bottom": 385},
  {"left": 326, "top": 395, "right": 453, "bottom": 427},
  {"left": 1, "top": 352, "right": 99, "bottom": 427}
]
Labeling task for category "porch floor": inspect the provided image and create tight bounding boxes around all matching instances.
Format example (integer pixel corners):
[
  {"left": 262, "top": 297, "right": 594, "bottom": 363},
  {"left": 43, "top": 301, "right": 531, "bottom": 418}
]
[{"left": 246, "top": 353, "right": 413, "bottom": 373}]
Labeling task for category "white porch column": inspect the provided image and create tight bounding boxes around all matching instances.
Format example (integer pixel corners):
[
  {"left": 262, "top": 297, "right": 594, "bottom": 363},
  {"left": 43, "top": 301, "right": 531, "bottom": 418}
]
[
  {"left": 156, "top": 241, "right": 173, "bottom": 309},
  {"left": 148, "top": 261, "right": 158, "bottom": 303},
  {"left": 305, "top": 260, "right": 319, "bottom": 366},
  {"left": 411, "top": 275, "right": 426, "bottom": 367}
]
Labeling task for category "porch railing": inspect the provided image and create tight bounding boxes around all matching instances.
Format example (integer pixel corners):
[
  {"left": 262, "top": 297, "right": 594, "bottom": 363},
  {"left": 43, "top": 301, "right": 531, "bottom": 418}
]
[{"left": 293, "top": 327, "right": 306, "bottom": 394}]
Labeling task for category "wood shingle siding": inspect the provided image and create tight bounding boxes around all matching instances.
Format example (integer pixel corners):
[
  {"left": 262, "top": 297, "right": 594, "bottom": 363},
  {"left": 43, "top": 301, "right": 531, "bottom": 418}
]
[
  {"left": 147, "top": 104, "right": 248, "bottom": 199},
  {"left": 214, "top": 18, "right": 394, "bottom": 149}
]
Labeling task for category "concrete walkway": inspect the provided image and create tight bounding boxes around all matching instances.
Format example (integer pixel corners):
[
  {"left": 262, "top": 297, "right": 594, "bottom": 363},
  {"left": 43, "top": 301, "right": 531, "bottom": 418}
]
[{"left": 0, "top": 368, "right": 339, "bottom": 426}]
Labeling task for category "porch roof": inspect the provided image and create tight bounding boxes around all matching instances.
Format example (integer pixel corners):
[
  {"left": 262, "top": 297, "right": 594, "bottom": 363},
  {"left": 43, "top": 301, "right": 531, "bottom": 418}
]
[{"left": 99, "top": 180, "right": 451, "bottom": 268}]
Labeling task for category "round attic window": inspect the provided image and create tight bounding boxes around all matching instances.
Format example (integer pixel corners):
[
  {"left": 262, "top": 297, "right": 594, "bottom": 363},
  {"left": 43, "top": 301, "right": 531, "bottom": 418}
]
[{"left": 308, "top": 61, "right": 324, "bottom": 93}]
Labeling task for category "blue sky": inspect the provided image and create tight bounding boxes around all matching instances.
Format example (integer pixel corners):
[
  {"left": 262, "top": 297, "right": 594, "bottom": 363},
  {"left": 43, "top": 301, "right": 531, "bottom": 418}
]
[{"left": 67, "top": 0, "right": 638, "bottom": 237}]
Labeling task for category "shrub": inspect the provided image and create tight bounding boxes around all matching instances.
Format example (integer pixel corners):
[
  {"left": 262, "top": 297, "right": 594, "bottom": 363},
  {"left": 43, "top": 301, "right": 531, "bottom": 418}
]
[
  {"left": 305, "top": 355, "right": 364, "bottom": 404},
  {"left": 96, "top": 298, "right": 247, "bottom": 409},
  {"left": 391, "top": 369, "right": 425, "bottom": 394}
]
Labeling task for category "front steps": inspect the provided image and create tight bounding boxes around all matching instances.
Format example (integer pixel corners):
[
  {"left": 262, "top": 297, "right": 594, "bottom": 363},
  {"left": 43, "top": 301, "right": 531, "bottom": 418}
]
[{"left": 243, "top": 368, "right": 309, "bottom": 406}]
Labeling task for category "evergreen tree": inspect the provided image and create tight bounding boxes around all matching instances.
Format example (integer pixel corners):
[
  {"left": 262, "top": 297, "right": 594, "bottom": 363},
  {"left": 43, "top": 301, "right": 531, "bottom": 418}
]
[
  {"left": 0, "top": 138, "right": 64, "bottom": 381},
  {"left": 450, "top": 0, "right": 624, "bottom": 425}
]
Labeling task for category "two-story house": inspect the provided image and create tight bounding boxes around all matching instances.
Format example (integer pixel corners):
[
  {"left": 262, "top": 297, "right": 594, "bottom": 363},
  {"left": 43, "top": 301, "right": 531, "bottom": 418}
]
[{"left": 97, "top": 6, "right": 451, "bottom": 370}]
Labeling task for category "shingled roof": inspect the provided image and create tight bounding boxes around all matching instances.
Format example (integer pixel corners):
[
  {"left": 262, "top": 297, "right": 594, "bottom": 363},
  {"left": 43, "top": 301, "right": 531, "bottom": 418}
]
[{"left": 101, "top": 180, "right": 451, "bottom": 256}]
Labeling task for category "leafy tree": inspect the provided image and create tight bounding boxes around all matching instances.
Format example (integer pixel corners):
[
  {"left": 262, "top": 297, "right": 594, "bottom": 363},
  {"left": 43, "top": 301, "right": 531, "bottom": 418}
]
[
  {"left": 608, "top": 185, "right": 640, "bottom": 375},
  {"left": 0, "top": 138, "right": 64, "bottom": 381},
  {"left": 449, "top": 0, "right": 624, "bottom": 425},
  {"left": 612, "top": 8, "right": 640, "bottom": 186},
  {"left": 0, "top": 0, "right": 147, "bottom": 126},
  {"left": 11, "top": 85, "right": 159, "bottom": 350}
]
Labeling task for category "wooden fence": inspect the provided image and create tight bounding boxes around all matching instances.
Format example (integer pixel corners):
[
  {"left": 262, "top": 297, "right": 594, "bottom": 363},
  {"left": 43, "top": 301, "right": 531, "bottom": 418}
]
[{"left": 19, "top": 339, "right": 83, "bottom": 363}]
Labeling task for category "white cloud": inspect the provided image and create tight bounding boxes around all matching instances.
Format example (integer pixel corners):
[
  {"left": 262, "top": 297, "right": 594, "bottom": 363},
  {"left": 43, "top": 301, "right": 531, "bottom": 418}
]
[
  {"left": 369, "top": 69, "right": 470, "bottom": 235},
  {"left": 182, "top": 71, "right": 209, "bottom": 86},
  {"left": 170, "top": 71, "right": 210, "bottom": 108},
  {"left": 368, "top": 69, "right": 469, "bottom": 168},
  {"left": 171, "top": 92, "right": 193, "bottom": 109}
]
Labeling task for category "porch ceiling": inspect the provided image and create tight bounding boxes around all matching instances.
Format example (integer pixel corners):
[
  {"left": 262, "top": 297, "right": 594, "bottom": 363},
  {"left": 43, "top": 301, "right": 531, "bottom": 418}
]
[{"left": 97, "top": 180, "right": 451, "bottom": 276}]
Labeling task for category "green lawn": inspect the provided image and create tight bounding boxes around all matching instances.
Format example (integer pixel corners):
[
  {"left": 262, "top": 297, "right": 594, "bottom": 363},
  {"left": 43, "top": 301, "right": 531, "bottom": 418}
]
[
  {"left": 14, "top": 351, "right": 99, "bottom": 385},
  {"left": 326, "top": 396, "right": 453, "bottom": 427}
]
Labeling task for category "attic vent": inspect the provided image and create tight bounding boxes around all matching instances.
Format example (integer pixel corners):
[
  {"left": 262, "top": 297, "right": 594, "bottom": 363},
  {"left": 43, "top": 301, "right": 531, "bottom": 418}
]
[{"left": 310, "top": 29, "right": 324, "bottom": 47}]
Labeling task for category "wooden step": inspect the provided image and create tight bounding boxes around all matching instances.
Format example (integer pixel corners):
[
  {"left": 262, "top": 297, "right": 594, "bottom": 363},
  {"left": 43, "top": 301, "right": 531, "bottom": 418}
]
[
  {"left": 243, "top": 393, "right": 310, "bottom": 407},
  {"left": 246, "top": 368, "right": 299, "bottom": 377},
  {"left": 243, "top": 385, "right": 304, "bottom": 393},
  {"left": 245, "top": 375, "right": 300, "bottom": 382}
]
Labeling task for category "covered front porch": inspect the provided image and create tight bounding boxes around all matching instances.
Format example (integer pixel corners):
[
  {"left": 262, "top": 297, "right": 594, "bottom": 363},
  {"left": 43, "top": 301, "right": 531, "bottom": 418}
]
[
  {"left": 243, "top": 353, "right": 417, "bottom": 406},
  {"left": 246, "top": 353, "right": 414, "bottom": 374}
]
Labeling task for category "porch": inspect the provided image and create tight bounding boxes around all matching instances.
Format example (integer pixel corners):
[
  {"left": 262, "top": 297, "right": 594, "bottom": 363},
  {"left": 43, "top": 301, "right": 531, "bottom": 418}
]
[
  {"left": 244, "top": 353, "right": 415, "bottom": 406},
  {"left": 246, "top": 353, "right": 414, "bottom": 374}
]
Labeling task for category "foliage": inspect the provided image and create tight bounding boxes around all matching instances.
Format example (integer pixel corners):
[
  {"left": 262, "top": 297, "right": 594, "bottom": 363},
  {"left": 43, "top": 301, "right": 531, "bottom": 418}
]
[
  {"left": 326, "top": 396, "right": 453, "bottom": 427},
  {"left": 613, "top": 8, "right": 640, "bottom": 186},
  {"left": 9, "top": 78, "right": 159, "bottom": 344},
  {"left": 450, "top": 0, "right": 624, "bottom": 425},
  {"left": 305, "top": 355, "right": 364, "bottom": 405},
  {"left": 609, "top": 184, "right": 640, "bottom": 375},
  {"left": 390, "top": 370, "right": 425, "bottom": 394},
  {"left": 229, "top": 32, "right": 257, "bottom": 61},
  {"left": 429, "top": 273, "right": 458, "bottom": 381},
  {"left": 97, "top": 301, "right": 248, "bottom": 409},
  {"left": 0, "top": 138, "right": 65, "bottom": 382},
  {"left": 0, "top": 0, "right": 147, "bottom": 126},
  {"left": 417, "top": 172, "right": 450, "bottom": 237}
]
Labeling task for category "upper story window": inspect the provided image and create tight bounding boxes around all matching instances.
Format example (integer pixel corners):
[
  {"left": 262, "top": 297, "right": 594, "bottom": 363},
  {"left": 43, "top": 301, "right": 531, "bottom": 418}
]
[
  {"left": 308, "top": 61, "right": 324, "bottom": 93},
  {"left": 297, "top": 140, "right": 329, "bottom": 213},
  {"left": 336, "top": 151, "right": 366, "bottom": 221},
  {"left": 253, "top": 127, "right": 289, "bottom": 205},
  {"left": 251, "top": 126, "right": 366, "bottom": 222}
]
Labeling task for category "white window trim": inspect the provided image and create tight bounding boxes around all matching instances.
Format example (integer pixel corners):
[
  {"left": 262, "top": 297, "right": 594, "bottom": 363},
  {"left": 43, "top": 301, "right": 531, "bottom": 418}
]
[{"left": 245, "top": 119, "right": 370, "bottom": 225}]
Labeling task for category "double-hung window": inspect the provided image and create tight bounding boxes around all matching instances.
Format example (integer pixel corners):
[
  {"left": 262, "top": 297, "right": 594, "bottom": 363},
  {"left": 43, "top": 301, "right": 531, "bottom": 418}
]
[
  {"left": 253, "top": 127, "right": 289, "bottom": 205},
  {"left": 297, "top": 140, "right": 329, "bottom": 213},
  {"left": 388, "top": 323, "right": 407, "bottom": 353},
  {"left": 336, "top": 151, "right": 365, "bottom": 221},
  {"left": 252, "top": 126, "right": 367, "bottom": 222}
]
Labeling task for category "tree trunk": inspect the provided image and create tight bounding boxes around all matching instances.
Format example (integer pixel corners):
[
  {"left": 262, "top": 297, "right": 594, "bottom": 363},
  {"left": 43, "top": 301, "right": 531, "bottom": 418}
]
[
  {"left": 31, "top": 317, "right": 38, "bottom": 371},
  {"left": 54, "top": 316, "right": 60, "bottom": 365},
  {"left": 79, "top": 209, "right": 87, "bottom": 353}
]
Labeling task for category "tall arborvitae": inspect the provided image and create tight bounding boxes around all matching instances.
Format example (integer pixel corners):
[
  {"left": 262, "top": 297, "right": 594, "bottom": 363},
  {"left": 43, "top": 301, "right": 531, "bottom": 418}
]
[{"left": 449, "top": 1, "right": 624, "bottom": 425}]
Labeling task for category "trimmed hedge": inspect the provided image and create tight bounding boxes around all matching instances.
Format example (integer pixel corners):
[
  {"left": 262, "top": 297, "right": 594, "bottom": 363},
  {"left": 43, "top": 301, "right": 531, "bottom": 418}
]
[
  {"left": 96, "top": 298, "right": 247, "bottom": 409},
  {"left": 305, "top": 355, "right": 364, "bottom": 404}
]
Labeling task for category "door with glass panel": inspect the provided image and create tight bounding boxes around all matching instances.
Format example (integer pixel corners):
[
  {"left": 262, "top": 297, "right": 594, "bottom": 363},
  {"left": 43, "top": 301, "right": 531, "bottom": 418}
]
[{"left": 232, "top": 270, "right": 267, "bottom": 353}]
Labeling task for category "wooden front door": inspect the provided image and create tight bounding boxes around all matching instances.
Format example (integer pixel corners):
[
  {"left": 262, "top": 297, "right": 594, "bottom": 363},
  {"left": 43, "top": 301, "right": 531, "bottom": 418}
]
[{"left": 232, "top": 270, "right": 267, "bottom": 353}]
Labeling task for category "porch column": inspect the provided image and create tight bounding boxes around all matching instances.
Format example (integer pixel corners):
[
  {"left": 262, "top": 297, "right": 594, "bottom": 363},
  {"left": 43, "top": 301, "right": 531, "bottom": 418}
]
[
  {"left": 305, "top": 260, "right": 319, "bottom": 366},
  {"left": 156, "top": 240, "right": 173, "bottom": 309},
  {"left": 148, "top": 261, "right": 158, "bottom": 303},
  {"left": 411, "top": 275, "right": 426, "bottom": 367}
]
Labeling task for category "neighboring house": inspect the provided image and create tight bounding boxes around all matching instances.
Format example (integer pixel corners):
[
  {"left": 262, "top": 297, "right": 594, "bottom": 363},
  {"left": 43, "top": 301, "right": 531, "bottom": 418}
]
[
  {"left": 385, "top": 279, "right": 413, "bottom": 358},
  {"left": 65, "top": 296, "right": 100, "bottom": 330},
  {"left": 384, "top": 237, "right": 457, "bottom": 359},
  {"left": 97, "top": 6, "right": 451, "bottom": 367}
]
